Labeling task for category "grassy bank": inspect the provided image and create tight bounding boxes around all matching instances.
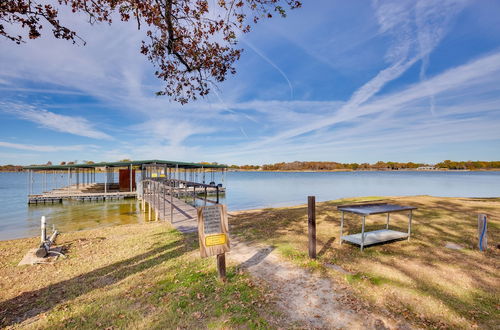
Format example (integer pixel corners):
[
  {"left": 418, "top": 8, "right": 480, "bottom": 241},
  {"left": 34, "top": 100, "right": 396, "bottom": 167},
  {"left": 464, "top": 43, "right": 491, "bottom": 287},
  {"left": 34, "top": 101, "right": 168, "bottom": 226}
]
[
  {"left": 0, "top": 223, "right": 288, "bottom": 329},
  {"left": 1, "top": 196, "right": 498, "bottom": 329},
  {"left": 230, "top": 196, "right": 500, "bottom": 329}
]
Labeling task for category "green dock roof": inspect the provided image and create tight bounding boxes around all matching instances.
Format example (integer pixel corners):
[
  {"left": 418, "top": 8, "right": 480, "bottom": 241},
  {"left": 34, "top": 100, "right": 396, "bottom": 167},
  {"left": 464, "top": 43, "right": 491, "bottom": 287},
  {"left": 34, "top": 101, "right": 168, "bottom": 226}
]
[{"left": 23, "top": 159, "right": 227, "bottom": 170}]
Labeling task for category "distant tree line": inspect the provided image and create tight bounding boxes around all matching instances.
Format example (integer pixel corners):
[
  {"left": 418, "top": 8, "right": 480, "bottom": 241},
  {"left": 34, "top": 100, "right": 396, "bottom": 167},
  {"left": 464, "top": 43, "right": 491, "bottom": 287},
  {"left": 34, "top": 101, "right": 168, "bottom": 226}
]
[
  {"left": 230, "top": 164, "right": 260, "bottom": 170},
  {"left": 435, "top": 160, "right": 500, "bottom": 170},
  {"left": 3, "top": 160, "right": 500, "bottom": 172},
  {"left": 0, "top": 165, "right": 23, "bottom": 172},
  {"left": 260, "top": 161, "right": 426, "bottom": 171},
  {"left": 229, "top": 160, "right": 500, "bottom": 171}
]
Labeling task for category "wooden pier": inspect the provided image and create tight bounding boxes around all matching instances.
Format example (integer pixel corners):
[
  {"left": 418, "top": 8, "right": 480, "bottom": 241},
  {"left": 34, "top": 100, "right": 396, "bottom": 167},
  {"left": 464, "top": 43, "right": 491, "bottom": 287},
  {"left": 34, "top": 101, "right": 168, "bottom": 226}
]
[{"left": 28, "top": 183, "right": 136, "bottom": 204}]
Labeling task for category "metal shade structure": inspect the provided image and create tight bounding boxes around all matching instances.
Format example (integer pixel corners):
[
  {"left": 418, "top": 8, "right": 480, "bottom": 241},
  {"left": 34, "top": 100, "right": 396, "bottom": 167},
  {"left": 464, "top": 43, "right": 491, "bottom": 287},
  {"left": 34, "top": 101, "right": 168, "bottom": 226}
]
[
  {"left": 23, "top": 160, "right": 227, "bottom": 204},
  {"left": 23, "top": 159, "right": 227, "bottom": 170}
]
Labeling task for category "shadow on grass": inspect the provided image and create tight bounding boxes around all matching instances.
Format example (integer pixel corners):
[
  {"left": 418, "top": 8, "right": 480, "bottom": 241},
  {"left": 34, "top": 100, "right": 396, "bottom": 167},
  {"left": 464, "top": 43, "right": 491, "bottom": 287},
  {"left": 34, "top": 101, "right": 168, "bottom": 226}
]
[
  {"left": 237, "top": 246, "right": 275, "bottom": 270},
  {"left": 0, "top": 238, "right": 196, "bottom": 327},
  {"left": 317, "top": 237, "right": 336, "bottom": 257},
  {"left": 229, "top": 196, "right": 500, "bottom": 327},
  {"left": 372, "top": 257, "right": 499, "bottom": 327}
]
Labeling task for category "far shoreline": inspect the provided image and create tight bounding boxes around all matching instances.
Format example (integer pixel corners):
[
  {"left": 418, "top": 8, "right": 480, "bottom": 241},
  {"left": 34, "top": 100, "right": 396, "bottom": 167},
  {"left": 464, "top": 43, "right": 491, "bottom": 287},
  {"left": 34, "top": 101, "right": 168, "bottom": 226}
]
[{"left": 228, "top": 168, "right": 500, "bottom": 172}]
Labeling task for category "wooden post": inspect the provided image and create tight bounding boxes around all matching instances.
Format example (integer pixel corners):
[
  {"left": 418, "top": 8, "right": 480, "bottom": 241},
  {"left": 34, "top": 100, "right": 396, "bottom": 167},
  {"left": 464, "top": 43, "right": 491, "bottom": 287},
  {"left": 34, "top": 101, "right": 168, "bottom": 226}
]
[
  {"left": 308, "top": 196, "right": 316, "bottom": 259},
  {"left": 478, "top": 214, "right": 488, "bottom": 251},
  {"left": 148, "top": 203, "right": 152, "bottom": 221},
  {"left": 217, "top": 253, "right": 226, "bottom": 282}
]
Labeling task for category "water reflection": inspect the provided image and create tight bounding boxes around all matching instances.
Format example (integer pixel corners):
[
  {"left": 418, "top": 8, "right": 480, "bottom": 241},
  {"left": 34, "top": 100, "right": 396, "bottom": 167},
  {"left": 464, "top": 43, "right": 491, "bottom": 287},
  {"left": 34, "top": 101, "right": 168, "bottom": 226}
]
[{"left": 23, "top": 199, "right": 146, "bottom": 238}]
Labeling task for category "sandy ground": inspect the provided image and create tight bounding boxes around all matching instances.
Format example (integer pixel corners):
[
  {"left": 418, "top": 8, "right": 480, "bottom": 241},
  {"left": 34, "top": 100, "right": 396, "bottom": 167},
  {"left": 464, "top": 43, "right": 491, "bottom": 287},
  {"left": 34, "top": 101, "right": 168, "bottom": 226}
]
[{"left": 228, "top": 239, "right": 408, "bottom": 329}]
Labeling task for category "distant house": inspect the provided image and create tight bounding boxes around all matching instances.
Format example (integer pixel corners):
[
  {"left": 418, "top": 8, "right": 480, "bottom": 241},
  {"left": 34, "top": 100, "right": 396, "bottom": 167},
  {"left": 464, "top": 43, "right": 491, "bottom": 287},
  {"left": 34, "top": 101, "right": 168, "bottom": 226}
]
[{"left": 416, "top": 166, "right": 437, "bottom": 171}]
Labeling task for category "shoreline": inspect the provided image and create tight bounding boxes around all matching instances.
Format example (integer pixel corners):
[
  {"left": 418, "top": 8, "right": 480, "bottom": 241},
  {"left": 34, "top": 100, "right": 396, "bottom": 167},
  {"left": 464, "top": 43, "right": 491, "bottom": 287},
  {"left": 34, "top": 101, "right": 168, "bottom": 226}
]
[
  {"left": 229, "top": 169, "right": 500, "bottom": 172},
  {"left": 2, "top": 194, "right": 499, "bottom": 243},
  {"left": 3, "top": 168, "right": 500, "bottom": 173}
]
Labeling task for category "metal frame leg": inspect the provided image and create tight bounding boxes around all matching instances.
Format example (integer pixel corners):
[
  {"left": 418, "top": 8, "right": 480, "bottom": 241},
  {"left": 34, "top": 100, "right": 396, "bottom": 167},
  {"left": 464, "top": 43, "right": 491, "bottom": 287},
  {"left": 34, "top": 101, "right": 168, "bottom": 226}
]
[
  {"left": 386, "top": 213, "right": 390, "bottom": 229},
  {"left": 408, "top": 210, "right": 413, "bottom": 241},
  {"left": 361, "top": 215, "right": 366, "bottom": 251},
  {"left": 170, "top": 179, "right": 173, "bottom": 223},
  {"left": 339, "top": 211, "right": 344, "bottom": 245}
]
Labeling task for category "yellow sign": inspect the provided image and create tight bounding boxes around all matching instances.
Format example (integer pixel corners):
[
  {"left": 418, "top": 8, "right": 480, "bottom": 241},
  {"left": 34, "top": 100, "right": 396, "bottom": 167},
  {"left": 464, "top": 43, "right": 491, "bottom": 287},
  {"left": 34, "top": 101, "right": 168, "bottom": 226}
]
[
  {"left": 152, "top": 173, "right": 158, "bottom": 178},
  {"left": 205, "top": 234, "right": 226, "bottom": 246}
]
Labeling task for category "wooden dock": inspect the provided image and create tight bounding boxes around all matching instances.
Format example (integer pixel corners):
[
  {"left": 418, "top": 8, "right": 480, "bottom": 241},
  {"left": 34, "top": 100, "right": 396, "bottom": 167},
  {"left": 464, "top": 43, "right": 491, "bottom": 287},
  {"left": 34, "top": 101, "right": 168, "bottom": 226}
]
[{"left": 28, "top": 183, "right": 136, "bottom": 204}]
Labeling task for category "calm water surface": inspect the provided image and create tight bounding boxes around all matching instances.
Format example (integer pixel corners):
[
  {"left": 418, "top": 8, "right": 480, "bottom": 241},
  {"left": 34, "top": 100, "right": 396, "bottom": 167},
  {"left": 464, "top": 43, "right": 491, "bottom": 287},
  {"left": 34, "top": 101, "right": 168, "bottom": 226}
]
[{"left": 0, "top": 171, "right": 499, "bottom": 240}]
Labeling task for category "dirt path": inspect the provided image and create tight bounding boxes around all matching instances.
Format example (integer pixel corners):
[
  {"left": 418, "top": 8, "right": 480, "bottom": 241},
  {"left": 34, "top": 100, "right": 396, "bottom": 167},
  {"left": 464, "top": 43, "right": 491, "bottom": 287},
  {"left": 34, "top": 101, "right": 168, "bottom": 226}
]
[{"left": 228, "top": 240, "right": 407, "bottom": 329}]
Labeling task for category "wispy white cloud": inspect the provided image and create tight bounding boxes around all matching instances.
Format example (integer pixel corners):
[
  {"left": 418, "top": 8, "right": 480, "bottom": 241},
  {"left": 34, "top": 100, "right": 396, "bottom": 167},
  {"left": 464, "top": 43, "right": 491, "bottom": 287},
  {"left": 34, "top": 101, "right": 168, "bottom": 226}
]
[
  {"left": 0, "top": 141, "right": 90, "bottom": 152},
  {"left": 0, "top": 86, "right": 85, "bottom": 95},
  {"left": 415, "top": 0, "right": 468, "bottom": 115},
  {"left": 131, "top": 118, "right": 213, "bottom": 147},
  {"left": 1, "top": 102, "right": 112, "bottom": 140},
  {"left": 241, "top": 38, "right": 294, "bottom": 99},
  {"left": 211, "top": 50, "right": 500, "bottom": 162},
  {"left": 233, "top": 0, "right": 468, "bottom": 149}
]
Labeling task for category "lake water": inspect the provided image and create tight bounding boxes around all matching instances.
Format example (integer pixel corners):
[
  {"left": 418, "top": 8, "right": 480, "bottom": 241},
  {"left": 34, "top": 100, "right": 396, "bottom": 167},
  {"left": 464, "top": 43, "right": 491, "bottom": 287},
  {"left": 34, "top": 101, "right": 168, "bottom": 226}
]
[{"left": 1, "top": 171, "right": 499, "bottom": 240}]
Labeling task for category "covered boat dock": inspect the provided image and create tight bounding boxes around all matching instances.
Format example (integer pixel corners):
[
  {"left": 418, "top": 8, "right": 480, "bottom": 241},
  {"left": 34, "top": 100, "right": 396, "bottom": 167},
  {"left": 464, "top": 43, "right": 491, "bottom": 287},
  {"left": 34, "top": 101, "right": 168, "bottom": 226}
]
[{"left": 24, "top": 160, "right": 227, "bottom": 205}]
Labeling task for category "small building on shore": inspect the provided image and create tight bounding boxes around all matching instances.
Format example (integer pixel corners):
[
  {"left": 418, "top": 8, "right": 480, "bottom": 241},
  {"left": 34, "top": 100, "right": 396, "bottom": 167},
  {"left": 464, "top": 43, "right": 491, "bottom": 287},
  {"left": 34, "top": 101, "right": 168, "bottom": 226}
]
[{"left": 416, "top": 166, "right": 438, "bottom": 171}]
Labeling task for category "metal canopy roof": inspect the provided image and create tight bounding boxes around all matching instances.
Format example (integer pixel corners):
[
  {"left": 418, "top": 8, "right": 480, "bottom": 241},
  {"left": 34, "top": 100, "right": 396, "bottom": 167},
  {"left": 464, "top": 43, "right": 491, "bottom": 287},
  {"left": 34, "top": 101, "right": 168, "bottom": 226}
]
[{"left": 23, "top": 159, "right": 227, "bottom": 170}]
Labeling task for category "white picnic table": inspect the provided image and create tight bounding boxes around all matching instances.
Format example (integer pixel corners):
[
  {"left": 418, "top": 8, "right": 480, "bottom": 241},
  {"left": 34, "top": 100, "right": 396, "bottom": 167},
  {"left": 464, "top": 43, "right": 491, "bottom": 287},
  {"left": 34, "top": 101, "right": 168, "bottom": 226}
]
[{"left": 337, "top": 203, "right": 416, "bottom": 251}]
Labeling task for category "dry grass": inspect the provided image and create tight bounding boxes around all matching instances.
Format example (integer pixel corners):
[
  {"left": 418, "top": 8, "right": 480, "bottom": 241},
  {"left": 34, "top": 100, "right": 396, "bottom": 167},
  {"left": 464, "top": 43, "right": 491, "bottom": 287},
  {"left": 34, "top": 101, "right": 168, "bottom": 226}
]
[
  {"left": 230, "top": 196, "right": 500, "bottom": 329},
  {"left": 0, "top": 223, "right": 289, "bottom": 329}
]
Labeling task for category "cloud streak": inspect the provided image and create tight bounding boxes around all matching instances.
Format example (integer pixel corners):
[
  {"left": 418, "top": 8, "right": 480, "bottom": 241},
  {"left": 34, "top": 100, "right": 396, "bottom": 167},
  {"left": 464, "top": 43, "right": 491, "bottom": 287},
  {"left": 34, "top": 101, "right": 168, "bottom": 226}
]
[
  {"left": 0, "top": 141, "right": 90, "bottom": 152},
  {"left": 211, "top": 49, "right": 500, "bottom": 162},
  {"left": 234, "top": 0, "right": 468, "bottom": 149},
  {"left": 1, "top": 102, "right": 112, "bottom": 140}
]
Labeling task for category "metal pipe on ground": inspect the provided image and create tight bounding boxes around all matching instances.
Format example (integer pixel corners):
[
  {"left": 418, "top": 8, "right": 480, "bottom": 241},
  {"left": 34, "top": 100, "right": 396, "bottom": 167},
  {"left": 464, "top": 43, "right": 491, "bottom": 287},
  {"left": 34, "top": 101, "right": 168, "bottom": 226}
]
[{"left": 35, "top": 218, "right": 59, "bottom": 258}]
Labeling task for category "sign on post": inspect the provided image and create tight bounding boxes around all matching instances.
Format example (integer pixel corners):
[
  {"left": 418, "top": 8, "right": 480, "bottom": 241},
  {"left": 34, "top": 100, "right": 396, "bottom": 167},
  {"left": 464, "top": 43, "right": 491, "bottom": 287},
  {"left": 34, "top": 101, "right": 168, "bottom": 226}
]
[{"left": 197, "top": 204, "right": 230, "bottom": 258}]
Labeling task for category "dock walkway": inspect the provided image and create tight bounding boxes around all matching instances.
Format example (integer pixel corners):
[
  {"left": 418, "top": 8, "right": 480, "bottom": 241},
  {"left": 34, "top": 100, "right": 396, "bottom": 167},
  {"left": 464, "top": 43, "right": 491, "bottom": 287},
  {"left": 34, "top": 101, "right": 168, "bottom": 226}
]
[{"left": 142, "top": 189, "right": 198, "bottom": 233}]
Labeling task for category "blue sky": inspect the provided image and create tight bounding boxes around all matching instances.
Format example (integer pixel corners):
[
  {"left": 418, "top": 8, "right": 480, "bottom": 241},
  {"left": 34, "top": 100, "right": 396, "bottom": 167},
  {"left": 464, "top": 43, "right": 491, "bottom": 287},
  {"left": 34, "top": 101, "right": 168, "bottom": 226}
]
[{"left": 1, "top": 0, "right": 499, "bottom": 165}]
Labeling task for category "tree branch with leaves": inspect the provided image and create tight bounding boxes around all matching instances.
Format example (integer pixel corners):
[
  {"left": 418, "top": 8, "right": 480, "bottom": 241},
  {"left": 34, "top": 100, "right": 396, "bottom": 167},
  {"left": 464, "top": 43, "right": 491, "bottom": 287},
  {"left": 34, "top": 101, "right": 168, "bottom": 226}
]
[{"left": 1, "top": 0, "right": 301, "bottom": 104}]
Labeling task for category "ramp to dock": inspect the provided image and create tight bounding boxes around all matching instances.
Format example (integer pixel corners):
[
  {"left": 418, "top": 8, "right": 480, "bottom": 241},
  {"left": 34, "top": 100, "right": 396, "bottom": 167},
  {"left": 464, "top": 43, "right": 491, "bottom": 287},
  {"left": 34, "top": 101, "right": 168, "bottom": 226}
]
[
  {"left": 142, "top": 189, "right": 198, "bottom": 233},
  {"left": 140, "top": 179, "right": 225, "bottom": 234}
]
